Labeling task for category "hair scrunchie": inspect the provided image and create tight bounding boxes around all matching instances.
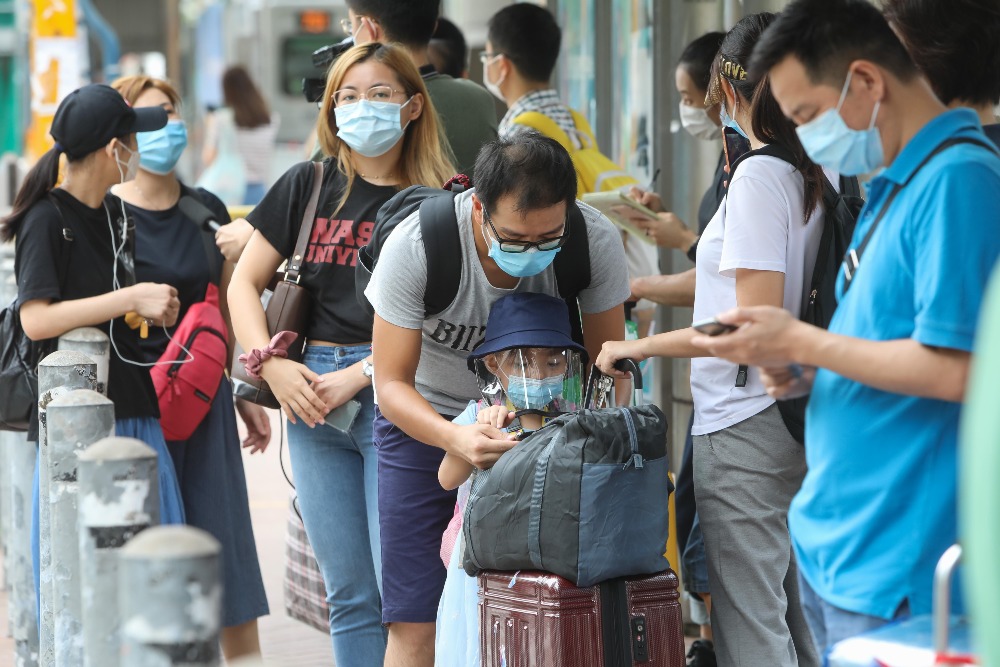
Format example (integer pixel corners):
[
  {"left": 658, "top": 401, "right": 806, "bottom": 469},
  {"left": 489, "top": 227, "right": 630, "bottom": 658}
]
[{"left": 238, "top": 331, "right": 299, "bottom": 379}]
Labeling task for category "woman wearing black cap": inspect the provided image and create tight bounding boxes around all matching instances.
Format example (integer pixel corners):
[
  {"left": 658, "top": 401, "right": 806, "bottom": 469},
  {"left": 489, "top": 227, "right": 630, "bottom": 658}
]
[{"left": 1, "top": 84, "right": 188, "bottom": 597}]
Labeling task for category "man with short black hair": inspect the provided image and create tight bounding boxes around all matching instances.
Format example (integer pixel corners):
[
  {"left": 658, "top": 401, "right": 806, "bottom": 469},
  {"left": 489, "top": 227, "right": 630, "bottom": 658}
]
[
  {"left": 882, "top": 0, "right": 1000, "bottom": 146},
  {"left": 367, "top": 133, "right": 630, "bottom": 666},
  {"left": 691, "top": 0, "right": 1000, "bottom": 652},
  {"left": 347, "top": 0, "right": 497, "bottom": 174},
  {"left": 482, "top": 3, "right": 577, "bottom": 141}
]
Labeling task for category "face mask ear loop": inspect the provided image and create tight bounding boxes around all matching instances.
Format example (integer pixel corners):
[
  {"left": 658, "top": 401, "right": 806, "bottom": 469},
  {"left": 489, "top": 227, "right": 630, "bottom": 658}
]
[
  {"left": 867, "top": 99, "right": 881, "bottom": 131},
  {"left": 836, "top": 69, "right": 854, "bottom": 112}
]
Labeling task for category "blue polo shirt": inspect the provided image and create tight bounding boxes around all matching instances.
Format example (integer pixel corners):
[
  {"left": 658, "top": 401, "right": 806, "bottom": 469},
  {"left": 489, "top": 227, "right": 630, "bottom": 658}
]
[{"left": 792, "top": 109, "right": 1000, "bottom": 619}]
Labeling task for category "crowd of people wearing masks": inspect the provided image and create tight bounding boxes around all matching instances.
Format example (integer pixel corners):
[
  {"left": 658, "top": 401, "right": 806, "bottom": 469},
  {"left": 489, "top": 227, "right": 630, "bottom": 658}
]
[{"left": 3, "top": 0, "right": 1000, "bottom": 666}]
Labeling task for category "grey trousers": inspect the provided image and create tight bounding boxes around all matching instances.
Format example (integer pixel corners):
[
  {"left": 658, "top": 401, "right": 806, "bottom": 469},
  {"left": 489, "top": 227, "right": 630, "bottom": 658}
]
[{"left": 693, "top": 403, "right": 820, "bottom": 667}]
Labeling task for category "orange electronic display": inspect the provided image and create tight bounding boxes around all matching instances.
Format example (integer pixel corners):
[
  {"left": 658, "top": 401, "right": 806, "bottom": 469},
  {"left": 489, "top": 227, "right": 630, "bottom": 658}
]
[{"left": 299, "top": 10, "right": 331, "bottom": 34}]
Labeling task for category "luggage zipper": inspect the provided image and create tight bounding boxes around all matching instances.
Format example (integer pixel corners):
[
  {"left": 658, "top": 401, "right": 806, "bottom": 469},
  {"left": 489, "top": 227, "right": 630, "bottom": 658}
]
[
  {"left": 619, "top": 408, "right": 643, "bottom": 470},
  {"left": 168, "top": 327, "right": 227, "bottom": 377}
]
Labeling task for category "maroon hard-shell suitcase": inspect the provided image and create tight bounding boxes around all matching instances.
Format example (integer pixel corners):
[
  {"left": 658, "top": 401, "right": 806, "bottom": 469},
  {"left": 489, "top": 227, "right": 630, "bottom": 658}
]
[{"left": 479, "top": 569, "right": 685, "bottom": 666}]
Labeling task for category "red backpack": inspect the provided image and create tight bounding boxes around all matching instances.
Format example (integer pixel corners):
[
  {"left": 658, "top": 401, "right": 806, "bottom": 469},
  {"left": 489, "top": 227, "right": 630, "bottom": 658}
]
[{"left": 151, "top": 282, "right": 229, "bottom": 441}]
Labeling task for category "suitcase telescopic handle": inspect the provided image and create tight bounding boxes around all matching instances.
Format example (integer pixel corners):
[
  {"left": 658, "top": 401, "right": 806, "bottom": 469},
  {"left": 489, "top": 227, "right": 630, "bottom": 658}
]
[{"left": 613, "top": 359, "right": 643, "bottom": 391}]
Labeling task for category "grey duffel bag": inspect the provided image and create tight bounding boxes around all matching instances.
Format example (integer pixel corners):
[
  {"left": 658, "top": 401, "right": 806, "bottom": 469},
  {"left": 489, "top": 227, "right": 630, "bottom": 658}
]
[{"left": 462, "top": 363, "right": 672, "bottom": 588}]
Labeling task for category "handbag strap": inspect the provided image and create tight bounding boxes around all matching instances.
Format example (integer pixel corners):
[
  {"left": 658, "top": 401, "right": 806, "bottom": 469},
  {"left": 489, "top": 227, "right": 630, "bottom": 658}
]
[{"left": 285, "top": 161, "right": 325, "bottom": 282}]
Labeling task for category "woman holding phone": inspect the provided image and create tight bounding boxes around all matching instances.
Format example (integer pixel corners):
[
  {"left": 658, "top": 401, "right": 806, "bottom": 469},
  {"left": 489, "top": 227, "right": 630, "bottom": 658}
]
[
  {"left": 597, "top": 13, "right": 829, "bottom": 667},
  {"left": 227, "top": 42, "right": 454, "bottom": 664}
]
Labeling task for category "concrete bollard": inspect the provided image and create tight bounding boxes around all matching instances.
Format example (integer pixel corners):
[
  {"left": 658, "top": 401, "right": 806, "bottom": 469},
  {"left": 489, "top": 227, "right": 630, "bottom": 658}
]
[
  {"left": 57, "top": 329, "right": 110, "bottom": 396},
  {"left": 119, "top": 527, "right": 222, "bottom": 667},
  {"left": 46, "top": 390, "right": 115, "bottom": 666},
  {"left": 78, "top": 437, "right": 159, "bottom": 667},
  {"left": 37, "top": 351, "right": 101, "bottom": 667}
]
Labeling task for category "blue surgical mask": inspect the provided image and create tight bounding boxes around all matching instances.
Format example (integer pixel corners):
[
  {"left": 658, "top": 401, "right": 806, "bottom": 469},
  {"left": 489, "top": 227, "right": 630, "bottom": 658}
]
[
  {"left": 506, "top": 374, "right": 564, "bottom": 410},
  {"left": 137, "top": 120, "right": 188, "bottom": 175},
  {"left": 334, "top": 98, "right": 412, "bottom": 158},
  {"left": 795, "top": 70, "right": 883, "bottom": 176},
  {"left": 720, "top": 101, "right": 748, "bottom": 140},
  {"left": 481, "top": 219, "right": 561, "bottom": 278}
]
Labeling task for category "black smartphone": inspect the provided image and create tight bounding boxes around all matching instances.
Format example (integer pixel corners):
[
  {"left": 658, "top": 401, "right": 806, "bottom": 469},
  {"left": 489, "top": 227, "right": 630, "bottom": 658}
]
[
  {"left": 722, "top": 126, "right": 751, "bottom": 175},
  {"left": 692, "top": 317, "right": 739, "bottom": 336}
]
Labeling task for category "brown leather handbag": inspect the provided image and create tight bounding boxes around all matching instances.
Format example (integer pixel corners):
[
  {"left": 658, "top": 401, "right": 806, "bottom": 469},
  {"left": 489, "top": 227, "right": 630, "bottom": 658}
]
[{"left": 232, "top": 161, "right": 324, "bottom": 409}]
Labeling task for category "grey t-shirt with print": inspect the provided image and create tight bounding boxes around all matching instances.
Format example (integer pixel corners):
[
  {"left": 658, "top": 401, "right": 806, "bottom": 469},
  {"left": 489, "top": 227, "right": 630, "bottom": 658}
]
[{"left": 365, "top": 189, "right": 631, "bottom": 415}]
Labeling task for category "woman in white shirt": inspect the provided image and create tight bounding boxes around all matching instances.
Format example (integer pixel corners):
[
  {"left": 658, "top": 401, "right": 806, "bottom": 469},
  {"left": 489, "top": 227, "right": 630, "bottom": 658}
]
[{"left": 597, "top": 13, "right": 830, "bottom": 667}]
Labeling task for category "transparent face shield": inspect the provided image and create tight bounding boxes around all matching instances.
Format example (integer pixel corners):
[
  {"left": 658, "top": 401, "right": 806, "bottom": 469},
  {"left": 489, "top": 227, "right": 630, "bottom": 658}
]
[{"left": 473, "top": 347, "right": 585, "bottom": 418}]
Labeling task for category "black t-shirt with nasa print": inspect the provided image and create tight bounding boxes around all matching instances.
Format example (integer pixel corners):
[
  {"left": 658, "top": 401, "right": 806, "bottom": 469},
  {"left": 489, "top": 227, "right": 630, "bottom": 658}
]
[{"left": 248, "top": 158, "right": 397, "bottom": 344}]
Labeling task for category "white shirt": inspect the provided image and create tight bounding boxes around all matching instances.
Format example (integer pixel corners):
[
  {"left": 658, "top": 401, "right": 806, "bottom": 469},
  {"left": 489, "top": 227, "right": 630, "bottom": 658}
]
[{"left": 691, "top": 154, "right": 838, "bottom": 435}]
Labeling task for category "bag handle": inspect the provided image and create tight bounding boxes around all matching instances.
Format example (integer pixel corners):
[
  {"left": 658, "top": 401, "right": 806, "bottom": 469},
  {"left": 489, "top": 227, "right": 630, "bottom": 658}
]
[{"left": 285, "top": 161, "right": 325, "bottom": 282}]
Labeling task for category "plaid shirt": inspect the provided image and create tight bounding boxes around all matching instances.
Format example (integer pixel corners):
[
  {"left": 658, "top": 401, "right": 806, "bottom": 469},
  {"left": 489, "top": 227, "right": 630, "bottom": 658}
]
[{"left": 499, "top": 89, "right": 583, "bottom": 149}]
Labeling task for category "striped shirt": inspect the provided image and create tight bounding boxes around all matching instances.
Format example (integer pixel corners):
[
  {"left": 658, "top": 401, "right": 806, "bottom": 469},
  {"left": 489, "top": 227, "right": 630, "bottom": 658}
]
[{"left": 234, "top": 115, "right": 280, "bottom": 184}]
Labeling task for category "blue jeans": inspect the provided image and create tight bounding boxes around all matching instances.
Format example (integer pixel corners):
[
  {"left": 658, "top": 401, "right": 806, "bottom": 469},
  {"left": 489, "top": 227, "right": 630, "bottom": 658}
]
[
  {"left": 286, "top": 344, "right": 385, "bottom": 665},
  {"left": 798, "top": 570, "right": 910, "bottom": 655}
]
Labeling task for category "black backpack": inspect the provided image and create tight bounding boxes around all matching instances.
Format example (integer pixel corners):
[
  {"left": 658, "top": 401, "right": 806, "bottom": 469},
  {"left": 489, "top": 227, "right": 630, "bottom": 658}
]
[
  {"left": 729, "top": 145, "right": 864, "bottom": 443},
  {"left": 355, "top": 181, "right": 592, "bottom": 344}
]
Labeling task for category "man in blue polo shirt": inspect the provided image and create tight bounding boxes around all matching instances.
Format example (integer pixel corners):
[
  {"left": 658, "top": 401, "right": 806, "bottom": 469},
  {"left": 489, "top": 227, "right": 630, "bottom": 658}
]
[{"left": 689, "top": 0, "right": 1000, "bottom": 652}]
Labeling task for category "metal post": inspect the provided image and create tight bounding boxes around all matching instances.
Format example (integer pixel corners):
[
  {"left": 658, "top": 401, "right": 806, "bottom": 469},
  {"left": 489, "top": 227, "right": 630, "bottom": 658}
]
[
  {"left": 37, "top": 351, "right": 100, "bottom": 667},
  {"left": 46, "top": 390, "right": 114, "bottom": 666},
  {"left": 10, "top": 431, "right": 39, "bottom": 667},
  {"left": 78, "top": 437, "right": 159, "bottom": 667},
  {"left": 57, "top": 329, "right": 110, "bottom": 396},
  {"left": 1, "top": 245, "right": 15, "bottom": 605},
  {"left": 119, "top": 527, "right": 222, "bottom": 667},
  {"left": 4, "top": 244, "right": 39, "bottom": 666}
]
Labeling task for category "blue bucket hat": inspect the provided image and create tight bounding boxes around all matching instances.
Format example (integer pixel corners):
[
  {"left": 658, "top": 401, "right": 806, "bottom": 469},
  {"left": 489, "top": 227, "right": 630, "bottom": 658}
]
[{"left": 467, "top": 293, "right": 588, "bottom": 371}]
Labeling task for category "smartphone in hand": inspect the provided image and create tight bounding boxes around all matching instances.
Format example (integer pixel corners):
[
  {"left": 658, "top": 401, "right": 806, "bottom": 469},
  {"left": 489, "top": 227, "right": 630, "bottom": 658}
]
[
  {"left": 692, "top": 317, "right": 739, "bottom": 336},
  {"left": 324, "top": 400, "right": 361, "bottom": 433}
]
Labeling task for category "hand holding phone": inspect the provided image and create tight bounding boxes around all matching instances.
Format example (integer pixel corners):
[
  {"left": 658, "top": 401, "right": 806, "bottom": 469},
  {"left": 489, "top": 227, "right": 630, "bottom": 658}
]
[
  {"left": 324, "top": 399, "right": 362, "bottom": 433},
  {"left": 692, "top": 317, "right": 739, "bottom": 336}
]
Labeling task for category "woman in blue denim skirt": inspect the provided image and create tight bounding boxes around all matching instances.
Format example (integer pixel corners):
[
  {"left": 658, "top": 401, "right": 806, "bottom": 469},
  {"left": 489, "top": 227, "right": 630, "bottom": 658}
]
[{"left": 227, "top": 43, "right": 454, "bottom": 665}]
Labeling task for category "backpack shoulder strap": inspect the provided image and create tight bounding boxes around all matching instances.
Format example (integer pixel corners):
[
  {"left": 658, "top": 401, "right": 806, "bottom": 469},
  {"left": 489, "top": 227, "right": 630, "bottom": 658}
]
[
  {"left": 418, "top": 193, "right": 463, "bottom": 318},
  {"left": 187, "top": 186, "right": 226, "bottom": 286},
  {"left": 512, "top": 111, "right": 575, "bottom": 153},
  {"left": 553, "top": 203, "right": 591, "bottom": 345},
  {"left": 44, "top": 194, "right": 72, "bottom": 295},
  {"left": 567, "top": 109, "right": 598, "bottom": 150},
  {"left": 730, "top": 143, "right": 796, "bottom": 176}
]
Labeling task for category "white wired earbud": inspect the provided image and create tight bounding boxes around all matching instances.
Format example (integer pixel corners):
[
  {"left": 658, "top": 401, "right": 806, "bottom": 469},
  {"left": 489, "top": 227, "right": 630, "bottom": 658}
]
[{"left": 104, "top": 198, "right": 196, "bottom": 368}]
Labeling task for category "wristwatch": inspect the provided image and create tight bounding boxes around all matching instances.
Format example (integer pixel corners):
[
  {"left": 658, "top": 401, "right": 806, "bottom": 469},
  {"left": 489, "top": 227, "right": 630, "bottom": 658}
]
[{"left": 362, "top": 358, "right": 375, "bottom": 380}]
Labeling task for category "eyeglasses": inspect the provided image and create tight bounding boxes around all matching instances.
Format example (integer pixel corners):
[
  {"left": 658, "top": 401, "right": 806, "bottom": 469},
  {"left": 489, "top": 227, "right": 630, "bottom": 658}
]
[
  {"left": 332, "top": 85, "right": 405, "bottom": 106},
  {"left": 340, "top": 17, "right": 354, "bottom": 35},
  {"left": 482, "top": 208, "right": 569, "bottom": 253}
]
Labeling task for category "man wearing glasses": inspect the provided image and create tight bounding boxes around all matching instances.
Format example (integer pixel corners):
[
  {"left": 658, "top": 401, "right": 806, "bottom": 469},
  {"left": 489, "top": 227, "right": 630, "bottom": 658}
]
[{"left": 366, "top": 133, "right": 630, "bottom": 667}]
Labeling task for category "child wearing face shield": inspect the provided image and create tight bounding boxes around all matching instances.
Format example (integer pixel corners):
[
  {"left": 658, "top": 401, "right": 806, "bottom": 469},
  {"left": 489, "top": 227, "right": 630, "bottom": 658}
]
[{"left": 434, "top": 292, "right": 587, "bottom": 667}]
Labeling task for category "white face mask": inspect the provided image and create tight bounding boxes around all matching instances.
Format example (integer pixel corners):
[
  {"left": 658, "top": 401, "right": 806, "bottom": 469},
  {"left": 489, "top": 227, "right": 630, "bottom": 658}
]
[
  {"left": 115, "top": 143, "right": 140, "bottom": 182},
  {"left": 483, "top": 55, "right": 506, "bottom": 102},
  {"left": 679, "top": 102, "right": 719, "bottom": 141}
]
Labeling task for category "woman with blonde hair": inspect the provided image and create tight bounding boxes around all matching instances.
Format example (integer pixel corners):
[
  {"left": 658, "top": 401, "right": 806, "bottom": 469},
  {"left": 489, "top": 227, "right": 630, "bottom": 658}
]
[
  {"left": 110, "top": 75, "right": 270, "bottom": 660},
  {"left": 227, "top": 42, "right": 454, "bottom": 664}
]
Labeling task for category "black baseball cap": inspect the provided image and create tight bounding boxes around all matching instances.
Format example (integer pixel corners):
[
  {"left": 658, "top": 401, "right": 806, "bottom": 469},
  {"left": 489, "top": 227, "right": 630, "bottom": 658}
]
[{"left": 50, "top": 84, "right": 168, "bottom": 160}]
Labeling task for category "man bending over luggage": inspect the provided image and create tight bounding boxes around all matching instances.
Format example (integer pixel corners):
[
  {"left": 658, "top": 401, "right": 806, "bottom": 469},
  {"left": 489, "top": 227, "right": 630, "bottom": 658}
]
[
  {"left": 366, "top": 133, "right": 630, "bottom": 667},
  {"left": 435, "top": 292, "right": 589, "bottom": 667}
]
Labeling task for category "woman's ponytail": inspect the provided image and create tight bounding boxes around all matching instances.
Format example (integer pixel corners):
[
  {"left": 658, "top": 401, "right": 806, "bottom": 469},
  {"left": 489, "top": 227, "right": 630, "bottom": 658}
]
[{"left": 0, "top": 146, "right": 63, "bottom": 242}]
